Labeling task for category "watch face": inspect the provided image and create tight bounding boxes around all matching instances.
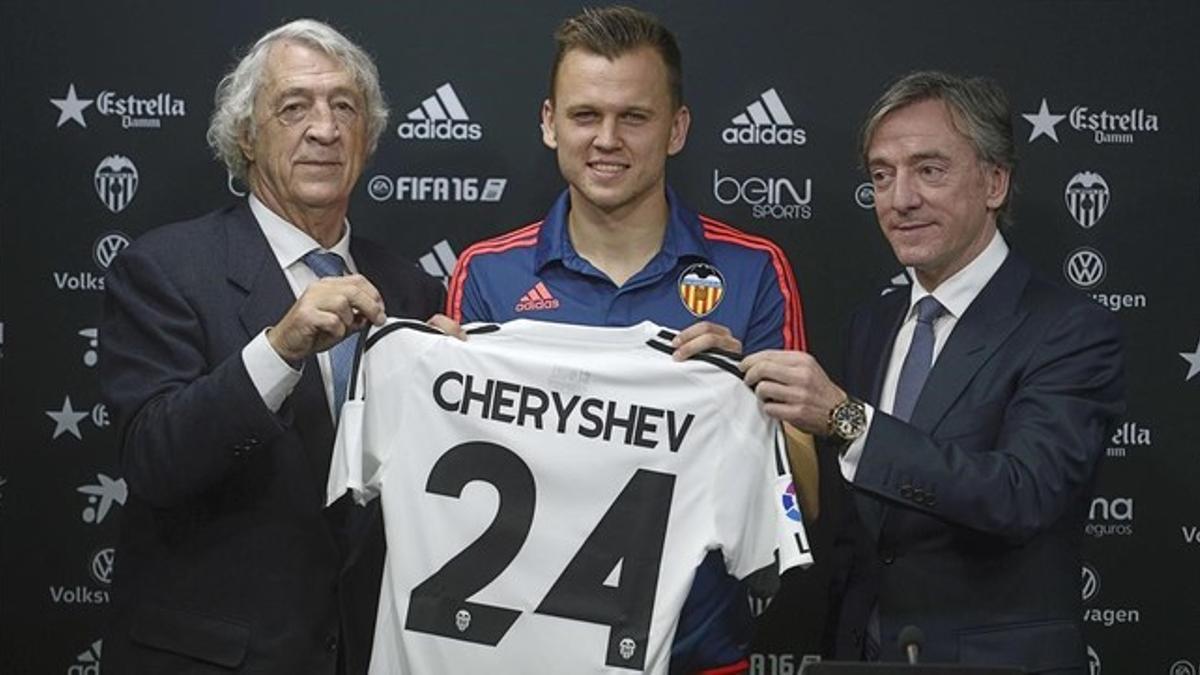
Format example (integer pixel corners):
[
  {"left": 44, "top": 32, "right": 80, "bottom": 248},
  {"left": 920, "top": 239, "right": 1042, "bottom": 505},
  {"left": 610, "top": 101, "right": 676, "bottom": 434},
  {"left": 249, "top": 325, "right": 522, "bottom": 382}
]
[{"left": 833, "top": 400, "right": 865, "bottom": 440}]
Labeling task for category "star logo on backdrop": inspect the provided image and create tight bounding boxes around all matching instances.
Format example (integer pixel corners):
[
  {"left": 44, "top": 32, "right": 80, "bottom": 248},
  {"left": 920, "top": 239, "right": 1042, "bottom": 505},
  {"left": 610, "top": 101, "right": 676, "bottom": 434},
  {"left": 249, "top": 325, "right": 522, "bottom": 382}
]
[
  {"left": 46, "top": 396, "right": 89, "bottom": 439},
  {"left": 1180, "top": 337, "right": 1200, "bottom": 382},
  {"left": 50, "top": 84, "right": 94, "bottom": 128},
  {"left": 1021, "top": 98, "right": 1065, "bottom": 143}
]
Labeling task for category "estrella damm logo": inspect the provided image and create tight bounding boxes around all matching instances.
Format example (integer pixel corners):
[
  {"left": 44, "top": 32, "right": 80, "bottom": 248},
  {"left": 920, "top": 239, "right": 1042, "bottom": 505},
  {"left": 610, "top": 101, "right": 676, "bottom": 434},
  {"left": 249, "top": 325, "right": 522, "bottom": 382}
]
[{"left": 677, "top": 263, "right": 725, "bottom": 317}]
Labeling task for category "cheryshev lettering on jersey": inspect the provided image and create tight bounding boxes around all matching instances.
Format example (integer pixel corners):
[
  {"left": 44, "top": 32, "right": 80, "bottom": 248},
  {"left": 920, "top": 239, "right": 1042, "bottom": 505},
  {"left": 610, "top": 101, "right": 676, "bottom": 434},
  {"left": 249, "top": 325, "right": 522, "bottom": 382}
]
[{"left": 432, "top": 370, "right": 696, "bottom": 452}]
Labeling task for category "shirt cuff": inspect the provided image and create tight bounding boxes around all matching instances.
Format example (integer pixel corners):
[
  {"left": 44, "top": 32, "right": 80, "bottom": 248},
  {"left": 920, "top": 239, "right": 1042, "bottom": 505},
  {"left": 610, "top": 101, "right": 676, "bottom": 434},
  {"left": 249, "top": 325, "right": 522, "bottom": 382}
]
[
  {"left": 838, "top": 403, "right": 876, "bottom": 482},
  {"left": 242, "top": 330, "right": 303, "bottom": 413}
]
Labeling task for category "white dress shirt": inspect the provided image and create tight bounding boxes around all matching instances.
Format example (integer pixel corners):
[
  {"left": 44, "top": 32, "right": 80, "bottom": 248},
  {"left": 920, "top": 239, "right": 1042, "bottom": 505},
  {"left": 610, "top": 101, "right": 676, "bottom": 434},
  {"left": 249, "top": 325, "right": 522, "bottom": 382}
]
[
  {"left": 840, "top": 231, "right": 1009, "bottom": 480},
  {"left": 240, "top": 194, "right": 358, "bottom": 420}
]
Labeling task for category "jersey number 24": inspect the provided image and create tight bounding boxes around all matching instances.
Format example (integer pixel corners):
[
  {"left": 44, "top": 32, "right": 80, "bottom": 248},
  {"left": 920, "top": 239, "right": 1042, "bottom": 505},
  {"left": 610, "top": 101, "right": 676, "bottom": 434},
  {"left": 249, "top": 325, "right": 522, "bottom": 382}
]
[{"left": 405, "top": 441, "right": 675, "bottom": 670}]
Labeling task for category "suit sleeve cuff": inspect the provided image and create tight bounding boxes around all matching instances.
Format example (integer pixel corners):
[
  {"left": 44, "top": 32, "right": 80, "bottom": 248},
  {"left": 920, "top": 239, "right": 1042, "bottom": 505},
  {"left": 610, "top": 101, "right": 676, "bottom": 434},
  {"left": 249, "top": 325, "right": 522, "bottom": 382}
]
[
  {"left": 242, "top": 330, "right": 302, "bottom": 413},
  {"left": 838, "top": 403, "right": 876, "bottom": 482}
]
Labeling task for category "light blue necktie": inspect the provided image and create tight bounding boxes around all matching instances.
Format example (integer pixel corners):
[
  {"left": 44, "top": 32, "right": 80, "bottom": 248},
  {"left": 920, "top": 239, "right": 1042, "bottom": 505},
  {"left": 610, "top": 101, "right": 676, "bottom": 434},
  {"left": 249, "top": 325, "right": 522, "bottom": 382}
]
[
  {"left": 302, "top": 250, "right": 356, "bottom": 419},
  {"left": 891, "top": 295, "right": 945, "bottom": 423}
]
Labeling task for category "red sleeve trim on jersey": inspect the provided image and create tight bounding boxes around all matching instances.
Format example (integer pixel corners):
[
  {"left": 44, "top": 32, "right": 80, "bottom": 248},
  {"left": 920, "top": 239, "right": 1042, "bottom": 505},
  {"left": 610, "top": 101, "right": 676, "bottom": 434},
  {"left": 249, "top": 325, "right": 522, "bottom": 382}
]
[
  {"left": 446, "top": 221, "right": 542, "bottom": 321},
  {"left": 699, "top": 216, "right": 806, "bottom": 351},
  {"left": 695, "top": 658, "right": 751, "bottom": 675}
]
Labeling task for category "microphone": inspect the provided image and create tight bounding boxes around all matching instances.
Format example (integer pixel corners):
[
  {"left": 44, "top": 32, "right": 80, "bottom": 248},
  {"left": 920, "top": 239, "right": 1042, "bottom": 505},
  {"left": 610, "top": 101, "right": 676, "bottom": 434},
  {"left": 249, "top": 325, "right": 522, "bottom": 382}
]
[{"left": 897, "top": 625, "right": 924, "bottom": 665}]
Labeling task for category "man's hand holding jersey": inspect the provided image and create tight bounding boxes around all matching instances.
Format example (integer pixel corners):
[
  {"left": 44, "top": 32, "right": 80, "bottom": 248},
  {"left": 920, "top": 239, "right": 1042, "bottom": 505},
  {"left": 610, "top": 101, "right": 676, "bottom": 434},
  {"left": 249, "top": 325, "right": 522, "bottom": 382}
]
[{"left": 268, "top": 275, "right": 387, "bottom": 364}]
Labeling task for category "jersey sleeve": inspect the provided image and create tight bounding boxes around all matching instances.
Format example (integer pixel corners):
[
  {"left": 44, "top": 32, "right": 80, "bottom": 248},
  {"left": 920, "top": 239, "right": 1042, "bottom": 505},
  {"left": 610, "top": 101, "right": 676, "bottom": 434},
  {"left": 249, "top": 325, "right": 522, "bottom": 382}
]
[
  {"left": 327, "top": 332, "right": 378, "bottom": 506},
  {"left": 743, "top": 244, "right": 806, "bottom": 353},
  {"left": 713, "top": 395, "right": 814, "bottom": 594},
  {"left": 327, "top": 322, "right": 410, "bottom": 506}
]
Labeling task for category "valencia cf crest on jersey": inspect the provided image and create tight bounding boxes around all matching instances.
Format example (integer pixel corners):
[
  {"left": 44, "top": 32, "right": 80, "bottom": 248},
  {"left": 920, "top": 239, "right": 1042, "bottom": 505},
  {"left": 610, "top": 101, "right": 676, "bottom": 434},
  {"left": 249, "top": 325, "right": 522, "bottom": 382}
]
[{"left": 677, "top": 263, "right": 725, "bottom": 317}]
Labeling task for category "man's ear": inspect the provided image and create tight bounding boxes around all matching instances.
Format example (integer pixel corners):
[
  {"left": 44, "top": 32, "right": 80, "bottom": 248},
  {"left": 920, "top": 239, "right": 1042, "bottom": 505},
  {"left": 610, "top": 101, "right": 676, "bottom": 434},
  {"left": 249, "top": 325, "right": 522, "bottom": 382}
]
[
  {"left": 237, "top": 122, "right": 255, "bottom": 163},
  {"left": 667, "top": 104, "right": 691, "bottom": 157},
  {"left": 541, "top": 99, "right": 557, "bottom": 150},
  {"left": 985, "top": 163, "right": 1011, "bottom": 211}
]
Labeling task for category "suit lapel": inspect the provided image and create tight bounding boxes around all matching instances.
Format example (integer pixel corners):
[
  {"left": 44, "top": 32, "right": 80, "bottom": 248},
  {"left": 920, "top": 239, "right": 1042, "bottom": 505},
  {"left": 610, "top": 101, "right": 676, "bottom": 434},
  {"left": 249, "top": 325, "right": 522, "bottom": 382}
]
[
  {"left": 863, "top": 289, "right": 909, "bottom": 405},
  {"left": 225, "top": 205, "right": 337, "bottom": 497},
  {"left": 350, "top": 240, "right": 392, "bottom": 307},
  {"left": 867, "top": 254, "right": 1029, "bottom": 541}
]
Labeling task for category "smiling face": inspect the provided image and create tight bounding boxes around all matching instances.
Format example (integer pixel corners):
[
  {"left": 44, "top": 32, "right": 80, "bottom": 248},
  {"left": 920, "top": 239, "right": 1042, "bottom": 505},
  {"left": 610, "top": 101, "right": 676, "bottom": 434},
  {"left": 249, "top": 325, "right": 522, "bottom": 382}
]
[
  {"left": 541, "top": 46, "right": 689, "bottom": 223},
  {"left": 867, "top": 98, "right": 1010, "bottom": 290},
  {"left": 240, "top": 39, "right": 368, "bottom": 235}
]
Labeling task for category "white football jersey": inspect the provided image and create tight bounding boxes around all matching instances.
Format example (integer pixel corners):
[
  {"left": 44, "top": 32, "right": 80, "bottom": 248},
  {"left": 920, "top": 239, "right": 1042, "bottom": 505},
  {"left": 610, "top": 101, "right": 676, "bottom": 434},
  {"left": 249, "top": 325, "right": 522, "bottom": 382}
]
[{"left": 328, "top": 319, "right": 812, "bottom": 675}]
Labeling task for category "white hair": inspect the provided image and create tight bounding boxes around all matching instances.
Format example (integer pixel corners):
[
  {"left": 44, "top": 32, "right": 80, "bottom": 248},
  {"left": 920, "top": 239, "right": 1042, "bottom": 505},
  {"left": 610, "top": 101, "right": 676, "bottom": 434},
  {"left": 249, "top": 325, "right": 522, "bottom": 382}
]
[{"left": 206, "top": 18, "right": 389, "bottom": 181}]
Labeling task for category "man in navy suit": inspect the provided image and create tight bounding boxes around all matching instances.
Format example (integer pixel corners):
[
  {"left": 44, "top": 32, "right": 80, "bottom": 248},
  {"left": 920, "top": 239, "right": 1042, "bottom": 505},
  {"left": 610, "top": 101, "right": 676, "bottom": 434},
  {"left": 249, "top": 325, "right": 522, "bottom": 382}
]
[
  {"left": 742, "top": 71, "right": 1124, "bottom": 673},
  {"left": 100, "top": 19, "right": 443, "bottom": 673}
]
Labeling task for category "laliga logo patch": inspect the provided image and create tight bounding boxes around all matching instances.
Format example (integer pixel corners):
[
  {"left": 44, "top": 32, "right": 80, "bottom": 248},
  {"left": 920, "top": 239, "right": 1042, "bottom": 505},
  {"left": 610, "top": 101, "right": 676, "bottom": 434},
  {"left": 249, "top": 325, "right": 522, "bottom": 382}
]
[
  {"left": 677, "top": 263, "right": 725, "bottom": 317},
  {"left": 1065, "top": 171, "right": 1110, "bottom": 228},
  {"left": 94, "top": 154, "right": 138, "bottom": 213},
  {"left": 780, "top": 481, "right": 803, "bottom": 522}
]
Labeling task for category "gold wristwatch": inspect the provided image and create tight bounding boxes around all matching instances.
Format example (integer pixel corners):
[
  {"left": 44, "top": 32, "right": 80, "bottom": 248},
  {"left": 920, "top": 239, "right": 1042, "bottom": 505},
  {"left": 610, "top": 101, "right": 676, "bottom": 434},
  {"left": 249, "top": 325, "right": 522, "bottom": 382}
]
[{"left": 828, "top": 395, "right": 867, "bottom": 442}]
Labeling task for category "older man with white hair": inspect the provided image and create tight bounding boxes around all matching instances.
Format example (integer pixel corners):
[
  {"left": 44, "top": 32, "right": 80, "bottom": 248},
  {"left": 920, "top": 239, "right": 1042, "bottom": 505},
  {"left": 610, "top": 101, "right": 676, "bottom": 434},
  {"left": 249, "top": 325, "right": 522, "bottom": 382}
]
[{"left": 100, "top": 19, "right": 443, "bottom": 673}]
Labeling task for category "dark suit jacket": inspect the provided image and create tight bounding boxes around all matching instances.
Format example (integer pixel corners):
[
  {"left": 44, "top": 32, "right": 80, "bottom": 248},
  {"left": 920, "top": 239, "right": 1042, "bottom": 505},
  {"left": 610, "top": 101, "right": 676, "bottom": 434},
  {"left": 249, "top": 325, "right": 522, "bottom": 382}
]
[
  {"left": 100, "top": 203, "right": 444, "bottom": 674},
  {"left": 825, "top": 252, "right": 1124, "bottom": 673}
]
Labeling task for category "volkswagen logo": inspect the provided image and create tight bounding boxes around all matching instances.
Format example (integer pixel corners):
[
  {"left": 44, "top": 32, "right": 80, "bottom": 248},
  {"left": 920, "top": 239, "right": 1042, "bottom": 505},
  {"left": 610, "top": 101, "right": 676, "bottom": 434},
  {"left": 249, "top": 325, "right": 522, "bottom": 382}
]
[
  {"left": 1081, "top": 563, "right": 1099, "bottom": 602},
  {"left": 1064, "top": 247, "right": 1106, "bottom": 289},
  {"left": 90, "top": 547, "right": 115, "bottom": 585},
  {"left": 93, "top": 232, "right": 131, "bottom": 270}
]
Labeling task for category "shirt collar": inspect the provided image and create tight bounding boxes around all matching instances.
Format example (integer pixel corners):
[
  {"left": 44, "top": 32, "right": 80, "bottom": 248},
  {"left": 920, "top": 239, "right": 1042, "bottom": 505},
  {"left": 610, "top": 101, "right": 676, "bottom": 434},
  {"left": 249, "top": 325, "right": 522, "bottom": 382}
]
[
  {"left": 533, "top": 186, "right": 712, "bottom": 272},
  {"left": 249, "top": 194, "right": 353, "bottom": 269},
  {"left": 907, "top": 230, "right": 1009, "bottom": 320}
]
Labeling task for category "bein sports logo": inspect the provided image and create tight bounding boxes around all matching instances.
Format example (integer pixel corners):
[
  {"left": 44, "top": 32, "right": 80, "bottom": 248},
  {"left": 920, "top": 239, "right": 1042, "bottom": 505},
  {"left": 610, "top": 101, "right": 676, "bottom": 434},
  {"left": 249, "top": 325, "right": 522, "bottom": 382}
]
[
  {"left": 1085, "top": 496, "right": 1133, "bottom": 538},
  {"left": 712, "top": 169, "right": 812, "bottom": 220}
]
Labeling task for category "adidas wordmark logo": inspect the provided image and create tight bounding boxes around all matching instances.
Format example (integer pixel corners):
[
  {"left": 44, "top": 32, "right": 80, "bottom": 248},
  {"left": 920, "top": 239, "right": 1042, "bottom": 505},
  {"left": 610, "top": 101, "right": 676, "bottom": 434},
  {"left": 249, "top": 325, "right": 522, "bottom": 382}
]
[
  {"left": 722, "top": 88, "right": 806, "bottom": 146},
  {"left": 397, "top": 83, "right": 482, "bottom": 141},
  {"left": 515, "top": 282, "right": 560, "bottom": 313}
]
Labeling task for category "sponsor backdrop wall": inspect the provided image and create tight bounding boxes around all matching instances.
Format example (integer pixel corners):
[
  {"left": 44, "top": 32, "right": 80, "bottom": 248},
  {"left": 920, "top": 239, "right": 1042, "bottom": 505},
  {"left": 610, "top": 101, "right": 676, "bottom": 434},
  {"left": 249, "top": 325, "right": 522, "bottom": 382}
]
[{"left": 2, "top": 1, "right": 1197, "bottom": 673}]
